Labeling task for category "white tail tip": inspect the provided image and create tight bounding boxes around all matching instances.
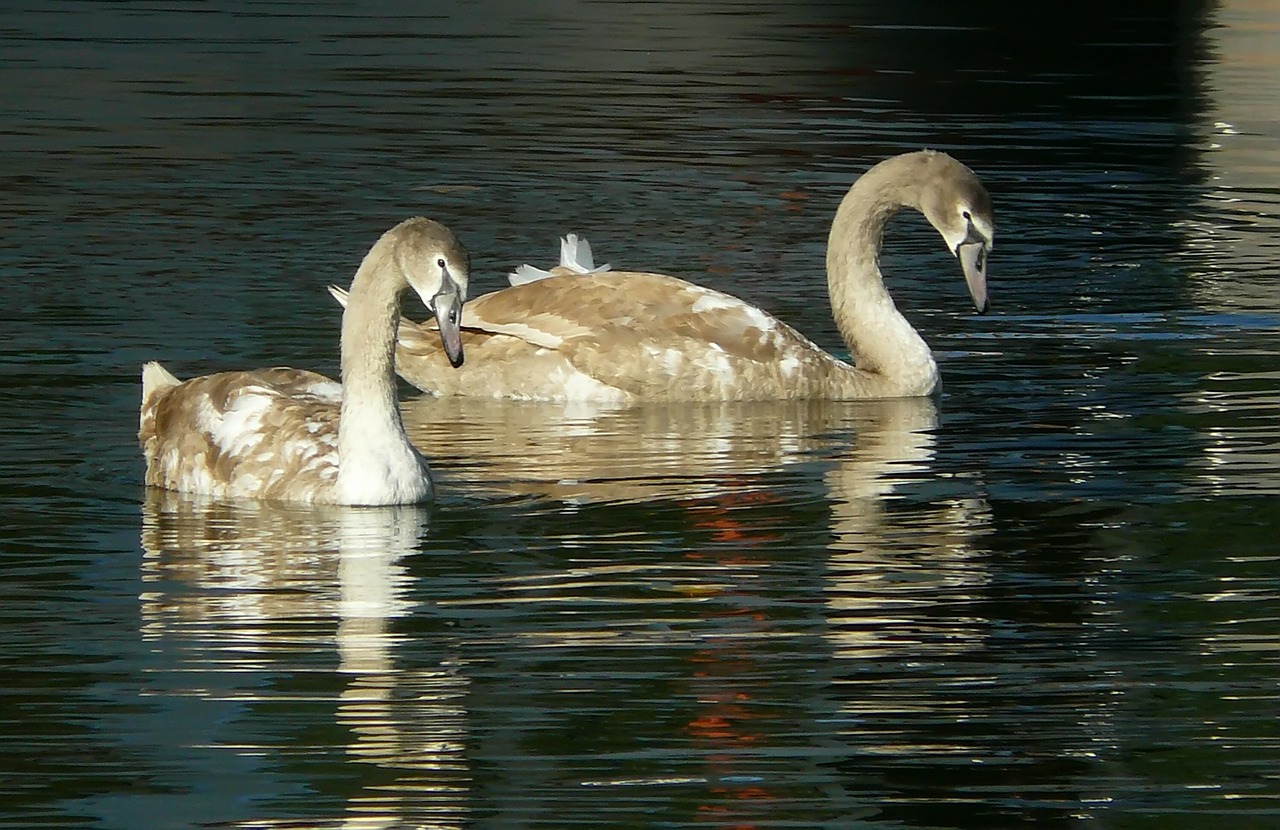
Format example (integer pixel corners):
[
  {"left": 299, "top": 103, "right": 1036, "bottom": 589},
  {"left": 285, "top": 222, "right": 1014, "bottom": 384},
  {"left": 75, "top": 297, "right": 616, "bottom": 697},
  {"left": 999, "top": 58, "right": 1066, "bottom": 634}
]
[{"left": 141, "top": 361, "right": 181, "bottom": 404}]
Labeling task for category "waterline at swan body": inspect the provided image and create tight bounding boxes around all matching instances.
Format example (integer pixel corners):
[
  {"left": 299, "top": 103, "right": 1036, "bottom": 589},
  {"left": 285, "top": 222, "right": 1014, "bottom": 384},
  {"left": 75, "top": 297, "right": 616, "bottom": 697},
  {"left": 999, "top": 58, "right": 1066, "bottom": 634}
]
[
  {"left": 348, "top": 151, "right": 993, "bottom": 402},
  {"left": 139, "top": 217, "right": 470, "bottom": 506}
]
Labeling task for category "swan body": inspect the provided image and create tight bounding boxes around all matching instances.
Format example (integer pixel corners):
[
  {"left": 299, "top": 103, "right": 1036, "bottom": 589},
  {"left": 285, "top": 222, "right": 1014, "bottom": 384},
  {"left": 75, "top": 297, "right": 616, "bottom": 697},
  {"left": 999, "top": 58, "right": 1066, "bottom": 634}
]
[
  {"left": 139, "top": 217, "right": 470, "bottom": 505},
  {"left": 336, "top": 151, "right": 994, "bottom": 402}
]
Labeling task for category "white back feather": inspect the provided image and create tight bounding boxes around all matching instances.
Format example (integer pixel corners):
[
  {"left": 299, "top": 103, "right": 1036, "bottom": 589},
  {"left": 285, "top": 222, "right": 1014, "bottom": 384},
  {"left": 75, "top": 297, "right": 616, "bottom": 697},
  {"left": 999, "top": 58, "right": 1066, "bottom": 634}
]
[
  {"left": 559, "top": 233, "right": 609, "bottom": 274},
  {"left": 508, "top": 233, "right": 611, "bottom": 286},
  {"left": 508, "top": 264, "right": 553, "bottom": 286}
]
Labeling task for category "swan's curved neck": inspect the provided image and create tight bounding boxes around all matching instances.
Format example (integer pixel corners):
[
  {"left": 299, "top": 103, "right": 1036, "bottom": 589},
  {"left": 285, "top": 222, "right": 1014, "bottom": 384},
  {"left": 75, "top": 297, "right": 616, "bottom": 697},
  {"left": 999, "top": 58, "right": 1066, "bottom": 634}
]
[
  {"left": 825, "top": 163, "right": 938, "bottom": 397},
  {"left": 340, "top": 243, "right": 403, "bottom": 430},
  {"left": 336, "top": 240, "right": 424, "bottom": 501}
]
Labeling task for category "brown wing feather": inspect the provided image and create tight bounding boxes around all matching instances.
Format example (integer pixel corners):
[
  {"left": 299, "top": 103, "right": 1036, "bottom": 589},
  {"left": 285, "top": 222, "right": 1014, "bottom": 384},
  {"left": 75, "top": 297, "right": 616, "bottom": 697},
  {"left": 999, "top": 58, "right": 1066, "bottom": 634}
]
[
  {"left": 391, "top": 272, "right": 842, "bottom": 399},
  {"left": 140, "top": 369, "right": 341, "bottom": 500}
]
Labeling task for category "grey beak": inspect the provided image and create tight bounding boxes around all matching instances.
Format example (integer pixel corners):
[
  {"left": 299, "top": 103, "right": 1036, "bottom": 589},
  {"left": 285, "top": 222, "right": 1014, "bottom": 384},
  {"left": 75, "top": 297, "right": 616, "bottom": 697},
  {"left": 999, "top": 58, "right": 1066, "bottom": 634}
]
[
  {"left": 957, "top": 242, "right": 990, "bottom": 314},
  {"left": 432, "top": 271, "right": 465, "bottom": 368}
]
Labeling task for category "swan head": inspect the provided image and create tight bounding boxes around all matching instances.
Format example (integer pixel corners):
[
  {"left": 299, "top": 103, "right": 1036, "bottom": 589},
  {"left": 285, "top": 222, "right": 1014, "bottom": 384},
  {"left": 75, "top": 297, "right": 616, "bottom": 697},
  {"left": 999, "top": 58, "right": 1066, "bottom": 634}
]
[
  {"left": 392, "top": 218, "right": 471, "bottom": 367},
  {"left": 915, "top": 153, "right": 995, "bottom": 314}
]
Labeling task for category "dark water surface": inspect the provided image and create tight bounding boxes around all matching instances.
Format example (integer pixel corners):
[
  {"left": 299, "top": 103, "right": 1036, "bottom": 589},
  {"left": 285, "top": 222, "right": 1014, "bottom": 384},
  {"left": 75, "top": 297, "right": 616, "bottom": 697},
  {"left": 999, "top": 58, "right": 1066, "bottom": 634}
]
[{"left": 4, "top": 1, "right": 1280, "bottom": 828}]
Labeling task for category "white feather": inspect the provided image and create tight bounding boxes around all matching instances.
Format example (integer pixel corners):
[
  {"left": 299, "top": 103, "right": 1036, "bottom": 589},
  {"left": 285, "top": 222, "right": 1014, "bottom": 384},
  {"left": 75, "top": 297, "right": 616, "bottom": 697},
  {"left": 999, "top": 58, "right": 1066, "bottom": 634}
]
[
  {"left": 508, "top": 264, "right": 554, "bottom": 286},
  {"left": 508, "top": 233, "right": 611, "bottom": 286},
  {"left": 559, "top": 233, "right": 610, "bottom": 274}
]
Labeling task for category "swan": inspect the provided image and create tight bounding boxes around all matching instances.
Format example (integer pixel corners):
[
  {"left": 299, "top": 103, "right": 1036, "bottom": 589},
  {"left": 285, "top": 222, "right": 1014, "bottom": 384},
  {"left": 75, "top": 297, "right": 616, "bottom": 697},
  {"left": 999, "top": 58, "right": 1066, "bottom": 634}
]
[
  {"left": 139, "top": 217, "right": 470, "bottom": 505},
  {"left": 332, "top": 150, "right": 993, "bottom": 402}
]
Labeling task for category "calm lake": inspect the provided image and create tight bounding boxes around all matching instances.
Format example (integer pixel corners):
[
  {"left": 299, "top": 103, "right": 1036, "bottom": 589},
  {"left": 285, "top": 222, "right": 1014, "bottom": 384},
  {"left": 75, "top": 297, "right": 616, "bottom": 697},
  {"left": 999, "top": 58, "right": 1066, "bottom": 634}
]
[{"left": 3, "top": 1, "right": 1279, "bottom": 828}]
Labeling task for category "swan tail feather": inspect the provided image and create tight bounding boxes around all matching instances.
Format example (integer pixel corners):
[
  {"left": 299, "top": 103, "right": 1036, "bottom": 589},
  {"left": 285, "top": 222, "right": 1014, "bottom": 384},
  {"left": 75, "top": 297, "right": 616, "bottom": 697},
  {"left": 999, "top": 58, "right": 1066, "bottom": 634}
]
[{"left": 141, "top": 361, "right": 181, "bottom": 405}]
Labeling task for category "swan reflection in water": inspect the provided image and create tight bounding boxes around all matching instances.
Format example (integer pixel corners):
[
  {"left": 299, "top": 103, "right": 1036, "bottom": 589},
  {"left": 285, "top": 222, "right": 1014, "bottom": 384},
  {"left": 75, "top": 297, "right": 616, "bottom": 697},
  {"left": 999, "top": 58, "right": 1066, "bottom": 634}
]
[
  {"left": 403, "top": 394, "right": 998, "bottom": 800},
  {"left": 406, "top": 393, "right": 995, "bottom": 660},
  {"left": 404, "top": 396, "right": 993, "bottom": 610},
  {"left": 136, "top": 395, "right": 997, "bottom": 826},
  {"left": 139, "top": 492, "right": 469, "bottom": 829},
  {"left": 817, "top": 399, "right": 994, "bottom": 660},
  {"left": 402, "top": 394, "right": 957, "bottom": 505}
]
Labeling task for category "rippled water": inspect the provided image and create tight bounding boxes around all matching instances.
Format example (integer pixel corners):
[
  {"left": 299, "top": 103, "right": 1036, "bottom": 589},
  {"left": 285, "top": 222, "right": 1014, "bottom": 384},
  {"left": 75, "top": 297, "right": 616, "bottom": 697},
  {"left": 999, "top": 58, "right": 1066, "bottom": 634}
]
[{"left": 3, "top": 1, "right": 1280, "bottom": 828}]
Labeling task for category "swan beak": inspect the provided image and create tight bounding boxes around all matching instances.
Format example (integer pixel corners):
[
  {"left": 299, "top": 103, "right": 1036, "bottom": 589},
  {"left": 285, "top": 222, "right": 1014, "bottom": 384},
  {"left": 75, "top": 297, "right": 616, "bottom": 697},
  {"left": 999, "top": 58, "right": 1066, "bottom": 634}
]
[
  {"left": 957, "top": 242, "right": 990, "bottom": 314},
  {"left": 432, "top": 280, "right": 465, "bottom": 368}
]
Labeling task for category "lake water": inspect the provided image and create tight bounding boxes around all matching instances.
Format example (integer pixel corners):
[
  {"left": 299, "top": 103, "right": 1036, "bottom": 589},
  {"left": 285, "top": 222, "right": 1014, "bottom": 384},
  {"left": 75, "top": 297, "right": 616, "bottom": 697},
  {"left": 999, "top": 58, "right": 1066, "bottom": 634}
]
[{"left": 3, "top": 1, "right": 1280, "bottom": 828}]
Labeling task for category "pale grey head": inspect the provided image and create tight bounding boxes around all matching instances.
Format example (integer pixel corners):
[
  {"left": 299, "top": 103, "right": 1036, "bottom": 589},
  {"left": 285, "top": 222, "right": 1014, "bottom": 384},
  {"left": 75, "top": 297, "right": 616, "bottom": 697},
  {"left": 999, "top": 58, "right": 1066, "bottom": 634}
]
[
  {"left": 908, "top": 151, "right": 995, "bottom": 313},
  {"left": 388, "top": 217, "right": 471, "bottom": 366}
]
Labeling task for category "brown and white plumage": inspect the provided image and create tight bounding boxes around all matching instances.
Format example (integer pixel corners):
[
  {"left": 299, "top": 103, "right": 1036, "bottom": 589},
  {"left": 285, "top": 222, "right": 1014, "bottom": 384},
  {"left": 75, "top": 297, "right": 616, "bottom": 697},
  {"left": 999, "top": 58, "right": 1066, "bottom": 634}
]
[
  {"left": 139, "top": 217, "right": 470, "bottom": 505},
  {"left": 334, "top": 151, "right": 995, "bottom": 402}
]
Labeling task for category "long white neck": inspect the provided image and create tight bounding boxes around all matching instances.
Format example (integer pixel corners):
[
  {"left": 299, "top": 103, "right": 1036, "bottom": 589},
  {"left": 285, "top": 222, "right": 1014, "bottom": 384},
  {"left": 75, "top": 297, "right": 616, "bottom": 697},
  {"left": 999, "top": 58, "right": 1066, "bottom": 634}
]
[
  {"left": 336, "top": 240, "right": 431, "bottom": 504},
  {"left": 825, "top": 159, "right": 939, "bottom": 398}
]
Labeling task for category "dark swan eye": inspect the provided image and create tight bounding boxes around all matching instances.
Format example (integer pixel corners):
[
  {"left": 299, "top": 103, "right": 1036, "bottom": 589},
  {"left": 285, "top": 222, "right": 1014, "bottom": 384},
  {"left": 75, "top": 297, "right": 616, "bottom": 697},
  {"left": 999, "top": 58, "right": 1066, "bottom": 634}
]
[
  {"left": 437, "top": 257, "right": 447, "bottom": 269},
  {"left": 962, "top": 210, "right": 972, "bottom": 222}
]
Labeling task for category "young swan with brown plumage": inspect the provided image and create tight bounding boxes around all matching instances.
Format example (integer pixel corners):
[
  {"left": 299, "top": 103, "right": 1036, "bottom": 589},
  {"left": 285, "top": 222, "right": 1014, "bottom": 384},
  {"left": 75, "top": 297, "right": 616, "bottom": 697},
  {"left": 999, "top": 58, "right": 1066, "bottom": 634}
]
[
  {"left": 139, "top": 218, "right": 469, "bottom": 505},
  {"left": 335, "top": 151, "right": 993, "bottom": 402}
]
